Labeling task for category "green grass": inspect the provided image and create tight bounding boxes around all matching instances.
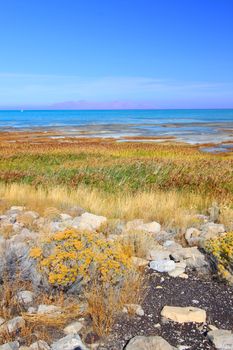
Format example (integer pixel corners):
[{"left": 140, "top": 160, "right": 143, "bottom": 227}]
[{"left": 0, "top": 138, "right": 233, "bottom": 201}]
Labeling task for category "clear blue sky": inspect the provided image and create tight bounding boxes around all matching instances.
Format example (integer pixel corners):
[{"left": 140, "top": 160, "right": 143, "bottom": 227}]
[{"left": 0, "top": 0, "right": 233, "bottom": 109}]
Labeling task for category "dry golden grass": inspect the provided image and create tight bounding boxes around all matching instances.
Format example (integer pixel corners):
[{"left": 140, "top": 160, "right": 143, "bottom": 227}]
[
  {"left": 119, "top": 271, "right": 147, "bottom": 308},
  {"left": 85, "top": 283, "right": 120, "bottom": 337},
  {"left": 23, "top": 304, "right": 82, "bottom": 327},
  {"left": 0, "top": 183, "right": 222, "bottom": 229},
  {"left": 85, "top": 270, "right": 146, "bottom": 337}
]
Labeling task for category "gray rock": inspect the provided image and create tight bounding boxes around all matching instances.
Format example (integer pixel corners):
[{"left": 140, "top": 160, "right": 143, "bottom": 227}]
[
  {"left": 154, "top": 230, "right": 176, "bottom": 243},
  {"left": 6, "top": 316, "right": 25, "bottom": 334},
  {"left": 201, "top": 222, "right": 225, "bottom": 241},
  {"left": 208, "top": 203, "right": 220, "bottom": 223},
  {"left": 207, "top": 329, "right": 233, "bottom": 350},
  {"left": 185, "top": 228, "right": 201, "bottom": 246},
  {"left": 51, "top": 334, "right": 89, "bottom": 350},
  {"left": 0, "top": 342, "right": 19, "bottom": 350},
  {"left": 170, "top": 247, "right": 208, "bottom": 269},
  {"left": 125, "top": 335, "right": 176, "bottom": 350},
  {"left": 150, "top": 259, "right": 176, "bottom": 272},
  {"left": 163, "top": 241, "right": 183, "bottom": 252}
]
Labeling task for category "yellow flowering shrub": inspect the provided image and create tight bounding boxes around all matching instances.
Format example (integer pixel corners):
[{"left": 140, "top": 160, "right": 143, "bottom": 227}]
[
  {"left": 30, "top": 229, "right": 132, "bottom": 288},
  {"left": 205, "top": 231, "right": 233, "bottom": 283}
]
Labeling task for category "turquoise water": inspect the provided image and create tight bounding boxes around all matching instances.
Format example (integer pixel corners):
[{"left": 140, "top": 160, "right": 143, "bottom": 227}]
[{"left": 0, "top": 109, "right": 233, "bottom": 144}]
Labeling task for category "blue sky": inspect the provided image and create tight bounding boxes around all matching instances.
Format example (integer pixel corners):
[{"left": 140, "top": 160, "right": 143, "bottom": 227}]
[{"left": 0, "top": 0, "right": 233, "bottom": 109}]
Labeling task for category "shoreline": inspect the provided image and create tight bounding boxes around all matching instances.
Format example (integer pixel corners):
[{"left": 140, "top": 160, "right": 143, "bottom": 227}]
[{"left": 1, "top": 128, "right": 233, "bottom": 153}]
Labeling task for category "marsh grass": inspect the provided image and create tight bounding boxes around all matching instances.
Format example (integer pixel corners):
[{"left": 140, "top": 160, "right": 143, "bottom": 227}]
[{"left": 0, "top": 137, "right": 232, "bottom": 228}]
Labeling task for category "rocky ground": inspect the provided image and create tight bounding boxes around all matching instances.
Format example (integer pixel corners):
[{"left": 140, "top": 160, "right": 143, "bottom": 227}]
[
  {"left": 99, "top": 270, "right": 233, "bottom": 349},
  {"left": 0, "top": 205, "right": 232, "bottom": 350}
]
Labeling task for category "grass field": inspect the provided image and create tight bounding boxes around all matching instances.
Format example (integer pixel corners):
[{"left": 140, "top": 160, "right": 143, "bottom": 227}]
[{"left": 0, "top": 132, "right": 233, "bottom": 228}]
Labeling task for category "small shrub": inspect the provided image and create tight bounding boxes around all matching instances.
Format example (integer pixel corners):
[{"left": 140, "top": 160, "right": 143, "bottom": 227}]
[
  {"left": 205, "top": 231, "right": 233, "bottom": 283},
  {"left": 30, "top": 228, "right": 132, "bottom": 289}
]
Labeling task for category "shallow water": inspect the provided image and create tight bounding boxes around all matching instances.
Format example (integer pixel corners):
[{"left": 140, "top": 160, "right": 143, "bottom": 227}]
[{"left": 0, "top": 109, "right": 233, "bottom": 144}]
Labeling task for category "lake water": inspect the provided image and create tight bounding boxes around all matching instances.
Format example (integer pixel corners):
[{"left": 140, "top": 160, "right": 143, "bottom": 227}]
[{"left": 0, "top": 109, "right": 233, "bottom": 146}]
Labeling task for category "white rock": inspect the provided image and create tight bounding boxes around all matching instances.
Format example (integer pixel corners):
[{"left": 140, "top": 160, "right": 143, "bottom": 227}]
[
  {"left": 0, "top": 342, "right": 19, "bottom": 350},
  {"left": 150, "top": 259, "right": 176, "bottom": 272},
  {"left": 59, "top": 213, "right": 72, "bottom": 221},
  {"left": 123, "top": 304, "right": 144, "bottom": 316},
  {"left": 37, "top": 305, "right": 61, "bottom": 314},
  {"left": 161, "top": 306, "right": 206, "bottom": 323},
  {"left": 64, "top": 321, "right": 84, "bottom": 335},
  {"left": 27, "top": 307, "right": 37, "bottom": 314},
  {"left": 126, "top": 219, "right": 161, "bottom": 234},
  {"left": 147, "top": 247, "right": 170, "bottom": 261},
  {"left": 29, "top": 341, "right": 50, "bottom": 350},
  {"left": 125, "top": 335, "right": 176, "bottom": 350},
  {"left": 51, "top": 334, "right": 89, "bottom": 350},
  {"left": 138, "top": 221, "right": 161, "bottom": 234},
  {"left": 16, "top": 291, "right": 34, "bottom": 305},
  {"left": 154, "top": 323, "right": 161, "bottom": 328},
  {"left": 168, "top": 268, "right": 185, "bottom": 278},
  {"left": 168, "top": 261, "right": 186, "bottom": 277},
  {"left": 72, "top": 212, "right": 107, "bottom": 231},
  {"left": 207, "top": 329, "right": 233, "bottom": 350}
]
